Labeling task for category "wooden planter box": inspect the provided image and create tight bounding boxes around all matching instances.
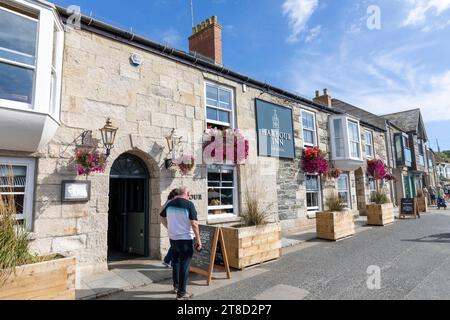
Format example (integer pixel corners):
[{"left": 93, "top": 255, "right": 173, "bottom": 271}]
[
  {"left": 221, "top": 223, "right": 281, "bottom": 270},
  {"left": 0, "top": 257, "right": 76, "bottom": 300},
  {"left": 416, "top": 197, "right": 428, "bottom": 213},
  {"left": 367, "top": 203, "right": 395, "bottom": 226},
  {"left": 316, "top": 211, "right": 355, "bottom": 241}
]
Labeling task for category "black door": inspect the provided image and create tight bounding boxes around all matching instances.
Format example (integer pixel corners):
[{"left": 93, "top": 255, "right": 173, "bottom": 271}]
[{"left": 108, "top": 154, "right": 149, "bottom": 261}]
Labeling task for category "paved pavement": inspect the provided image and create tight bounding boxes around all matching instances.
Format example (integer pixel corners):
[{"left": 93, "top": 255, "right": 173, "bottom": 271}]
[{"left": 99, "top": 208, "right": 450, "bottom": 300}]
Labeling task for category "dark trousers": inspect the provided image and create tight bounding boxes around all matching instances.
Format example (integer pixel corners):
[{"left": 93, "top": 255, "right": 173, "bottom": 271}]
[
  {"left": 164, "top": 246, "right": 173, "bottom": 265},
  {"left": 170, "top": 239, "right": 194, "bottom": 296},
  {"left": 438, "top": 197, "right": 447, "bottom": 209}
]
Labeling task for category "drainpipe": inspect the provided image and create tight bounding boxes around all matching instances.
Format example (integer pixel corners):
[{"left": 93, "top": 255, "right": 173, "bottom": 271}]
[{"left": 385, "top": 120, "right": 397, "bottom": 206}]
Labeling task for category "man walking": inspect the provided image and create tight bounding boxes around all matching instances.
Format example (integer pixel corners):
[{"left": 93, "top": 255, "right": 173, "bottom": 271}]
[
  {"left": 437, "top": 186, "right": 447, "bottom": 210},
  {"left": 160, "top": 187, "right": 202, "bottom": 300}
]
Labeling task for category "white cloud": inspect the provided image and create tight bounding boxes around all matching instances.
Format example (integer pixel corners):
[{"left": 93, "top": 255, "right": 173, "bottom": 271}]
[
  {"left": 161, "top": 29, "right": 181, "bottom": 48},
  {"left": 305, "top": 25, "right": 322, "bottom": 43},
  {"left": 287, "top": 41, "right": 450, "bottom": 123},
  {"left": 282, "top": 0, "right": 319, "bottom": 43},
  {"left": 403, "top": 0, "right": 450, "bottom": 26}
]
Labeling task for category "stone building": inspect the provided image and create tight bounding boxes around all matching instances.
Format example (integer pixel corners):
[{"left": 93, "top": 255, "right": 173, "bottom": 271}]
[
  {"left": 382, "top": 109, "right": 432, "bottom": 200},
  {"left": 314, "top": 96, "right": 394, "bottom": 215},
  {"left": 0, "top": 0, "right": 399, "bottom": 277}
]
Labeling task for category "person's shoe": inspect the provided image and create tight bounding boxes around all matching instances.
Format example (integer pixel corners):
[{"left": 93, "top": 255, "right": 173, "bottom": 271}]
[
  {"left": 162, "top": 261, "right": 171, "bottom": 268},
  {"left": 173, "top": 286, "right": 178, "bottom": 294},
  {"left": 176, "top": 292, "right": 194, "bottom": 300}
]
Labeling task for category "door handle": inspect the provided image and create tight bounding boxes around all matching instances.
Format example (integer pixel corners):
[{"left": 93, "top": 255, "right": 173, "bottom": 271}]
[{"left": 140, "top": 229, "right": 144, "bottom": 237}]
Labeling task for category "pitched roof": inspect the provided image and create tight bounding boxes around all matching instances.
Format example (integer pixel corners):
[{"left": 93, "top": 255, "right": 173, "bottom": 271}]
[
  {"left": 381, "top": 109, "right": 423, "bottom": 134},
  {"left": 331, "top": 99, "right": 387, "bottom": 131}
]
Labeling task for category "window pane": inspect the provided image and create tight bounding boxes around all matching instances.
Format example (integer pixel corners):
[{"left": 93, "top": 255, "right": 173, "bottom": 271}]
[
  {"left": 0, "top": 62, "right": 34, "bottom": 104},
  {"left": 306, "top": 175, "right": 319, "bottom": 191},
  {"left": 348, "top": 121, "right": 359, "bottom": 141},
  {"left": 302, "top": 112, "right": 314, "bottom": 130},
  {"left": 365, "top": 131, "right": 373, "bottom": 145},
  {"left": 218, "top": 110, "right": 230, "bottom": 124},
  {"left": 338, "top": 192, "right": 349, "bottom": 205},
  {"left": 338, "top": 175, "right": 348, "bottom": 191},
  {"left": 366, "top": 145, "right": 373, "bottom": 157},
  {"left": 304, "top": 130, "right": 314, "bottom": 145},
  {"left": 218, "top": 89, "right": 232, "bottom": 110},
  {"left": 351, "top": 142, "right": 360, "bottom": 158},
  {"left": 0, "top": 8, "right": 37, "bottom": 66},
  {"left": 307, "top": 193, "right": 319, "bottom": 208},
  {"left": 207, "top": 107, "right": 218, "bottom": 121},
  {"left": 221, "top": 189, "right": 234, "bottom": 206},
  {"left": 335, "top": 138, "right": 345, "bottom": 157},
  {"left": 206, "top": 85, "right": 218, "bottom": 106}
]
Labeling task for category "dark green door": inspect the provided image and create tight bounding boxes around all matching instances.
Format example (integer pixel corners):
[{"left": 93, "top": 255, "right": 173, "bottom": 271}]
[{"left": 404, "top": 175, "right": 412, "bottom": 198}]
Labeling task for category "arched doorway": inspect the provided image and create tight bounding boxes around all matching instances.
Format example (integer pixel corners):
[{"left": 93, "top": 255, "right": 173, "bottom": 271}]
[{"left": 108, "top": 153, "right": 150, "bottom": 261}]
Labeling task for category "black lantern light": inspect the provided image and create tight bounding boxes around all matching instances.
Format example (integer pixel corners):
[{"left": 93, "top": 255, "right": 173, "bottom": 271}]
[
  {"left": 165, "top": 128, "right": 182, "bottom": 169},
  {"left": 100, "top": 118, "right": 118, "bottom": 157}
]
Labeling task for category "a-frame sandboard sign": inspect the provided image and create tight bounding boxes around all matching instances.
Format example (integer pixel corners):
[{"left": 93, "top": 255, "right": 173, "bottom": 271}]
[{"left": 190, "top": 225, "right": 231, "bottom": 285}]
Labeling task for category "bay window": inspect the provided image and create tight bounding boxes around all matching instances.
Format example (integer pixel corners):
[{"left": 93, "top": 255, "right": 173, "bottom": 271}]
[
  {"left": 0, "top": 157, "right": 35, "bottom": 231},
  {"left": 0, "top": 1, "right": 64, "bottom": 152},
  {"left": 329, "top": 115, "right": 363, "bottom": 171},
  {"left": 306, "top": 175, "right": 321, "bottom": 213},
  {"left": 337, "top": 173, "right": 351, "bottom": 209},
  {"left": 302, "top": 110, "right": 317, "bottom": 147},
  {"left": 418, "top": 139, "right": 425, "bottom": 167}
]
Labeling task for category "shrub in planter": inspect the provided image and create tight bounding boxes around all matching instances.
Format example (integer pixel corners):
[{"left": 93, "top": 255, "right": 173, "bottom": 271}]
[
  {"left": 316, "top": 194, "right": 355, "bottom": 241},
  {"left": 366, "top": 191, "right": 395, "bottom": 226},
  {"left": 0, "top": 174, "right": 75, "bottom": 300},
  {"left": 221, "top": 188, "right": 281, "bottom": 270}
]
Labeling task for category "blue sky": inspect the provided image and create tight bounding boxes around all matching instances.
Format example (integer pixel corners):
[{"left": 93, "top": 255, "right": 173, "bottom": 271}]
[{"left": 53, "top": 0, "right": 450, "bottom": 150}]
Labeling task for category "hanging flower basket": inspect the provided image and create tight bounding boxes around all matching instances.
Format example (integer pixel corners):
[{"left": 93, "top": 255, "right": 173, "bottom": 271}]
[
  {"left": 203, "top": 129, "right": 249, "bottom": 165},
  {"left": 172, "top": 154, "right": 195, "bottom": 175},
  {"left": 74, "top": 147, "right": 107, "bottom": 176},
  {"left": 327, "top": 166, "right": 342, "bottom": 179},
  {"left": 367, "top": 159, "right": 395, "bottom": 182},
  {"left": 302, "top": 147, "right": 329, "bottom": 176}
]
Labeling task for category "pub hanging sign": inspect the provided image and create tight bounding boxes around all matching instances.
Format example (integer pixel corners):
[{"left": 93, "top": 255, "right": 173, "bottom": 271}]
[{"left": 255, "top": 99, "right": 295, "bottom": 159}]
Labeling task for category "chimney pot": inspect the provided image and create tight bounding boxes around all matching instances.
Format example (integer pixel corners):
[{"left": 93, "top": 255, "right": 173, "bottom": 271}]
[
  {"left": 315, "top": 90, "right": 320, "bottom": 98},
  {"left": 324, "top": 88, "right": 328, "bottom": 95}
]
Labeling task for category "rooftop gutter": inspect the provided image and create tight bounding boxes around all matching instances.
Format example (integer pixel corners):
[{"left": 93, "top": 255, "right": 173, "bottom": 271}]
[{"left": 55, "top": 5, "right": 385, "bottom": 130}]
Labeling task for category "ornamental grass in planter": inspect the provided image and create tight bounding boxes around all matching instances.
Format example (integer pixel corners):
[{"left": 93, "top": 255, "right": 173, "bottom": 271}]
[
  {"left": 0, "top": 172, "right": 75, "bottom": 300},
  {"left": 366, "top": 192, "right": 395, "bottom": 226},
  {"left": 316, "top": 194, "right": 355, "bottom": 241},
  {"left": 221, "top": 189, "right": 281, "bottom": 270}
]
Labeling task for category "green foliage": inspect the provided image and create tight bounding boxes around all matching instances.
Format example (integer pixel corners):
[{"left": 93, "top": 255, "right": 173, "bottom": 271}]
[
  {"left": 0, "top": 174, "right": 41, "bottom": 284},
  {"left": 240, "top": 189, "right": 273, "bottom": 227},
  {"left": 326, "top": 194, "right": 345, "bottom": 212},
  {"left": 372, "top": 191, "right": 389, "bottom": 205}
]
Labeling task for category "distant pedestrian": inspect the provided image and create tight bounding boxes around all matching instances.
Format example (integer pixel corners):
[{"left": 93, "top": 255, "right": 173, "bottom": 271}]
[
  {"left": 437, "top": 186, "right": 447, "bottom": 210},
  {"left": 429, "top": 186, "right": 436, "bottom": 205},
  {"left": 160, "top": 187, "right": 202, "bottom": 300},
  {"left": 161, "top": 188, "right": 183, "bottom": 268}
]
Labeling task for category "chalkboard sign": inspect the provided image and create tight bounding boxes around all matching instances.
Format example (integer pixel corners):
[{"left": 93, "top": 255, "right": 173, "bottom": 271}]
[
  {"left": 400, "top": 198, "right": 420, "bottom": 219},
  {"left": 190, "top": 225, "right": 230, "bottom": 285}
]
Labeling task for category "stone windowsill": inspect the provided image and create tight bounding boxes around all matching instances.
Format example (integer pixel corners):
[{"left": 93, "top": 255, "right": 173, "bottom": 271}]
[{"left": 207, "top": 214, "right": 242, "bottom": 226}]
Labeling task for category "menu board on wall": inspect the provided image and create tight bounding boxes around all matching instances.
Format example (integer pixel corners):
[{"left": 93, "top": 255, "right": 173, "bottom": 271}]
[{"left": 255, "top": 99, "right": 295, "bottom": 159}]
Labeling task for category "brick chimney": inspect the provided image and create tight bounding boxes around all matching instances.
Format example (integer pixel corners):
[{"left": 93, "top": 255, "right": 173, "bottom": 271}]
[
  {"left": 313, "top": 89, "right": 332, "bottom": 107},
  {"left": 189, "top": 16, "right": 223, "bottom": 65}
]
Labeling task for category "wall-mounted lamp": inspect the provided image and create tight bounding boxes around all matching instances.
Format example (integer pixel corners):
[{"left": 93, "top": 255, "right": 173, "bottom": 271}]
[
  {"left": 165, "top": 128, "right": 182, "bottom": 169},
  {"left": 100, "top": 118, "right": 118, "bottom": 157}
]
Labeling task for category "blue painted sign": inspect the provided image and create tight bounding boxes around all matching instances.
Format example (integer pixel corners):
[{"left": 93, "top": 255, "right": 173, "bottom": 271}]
[{"left": 255, "top": 99, "right": 295, "bottom": 159}]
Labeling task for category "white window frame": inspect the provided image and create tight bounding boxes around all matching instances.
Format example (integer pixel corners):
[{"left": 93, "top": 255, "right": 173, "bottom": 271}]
[
  {"left": 207, "top": 165, "right": 239, "bottom": 220},
  {"left": 348, "top": 120, "right": 361, "bottom": 160},
  {"left": 364, "top": 130, "right": 374, "bottom": 159},
  {"left": 204, "top": 82, "right": 235, "bottom": 129},
  {"left": 301, "top": 110, "right": 318, "bottom": 147},
  {"left": 0, "top": 157, "right": 35, "bottom": 231},
  {"left": 306, "top": 174, "right": 322, "bottom": 214},
  {"left": 329, "top": 115, "right": 362, "bottom": 162},
  {"left": 0, "top": 1, "right": 64, "bottom": 120},
  {"left": 337, "top": 173, "right": 351, "bottom": 209},
  {"left": 367, "top": 177, "right": 377, "bottom": 202}
]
